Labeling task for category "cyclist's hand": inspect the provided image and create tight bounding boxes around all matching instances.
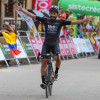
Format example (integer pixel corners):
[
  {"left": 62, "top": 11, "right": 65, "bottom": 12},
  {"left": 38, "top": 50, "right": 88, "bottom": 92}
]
[
  {"left": 13, "top": 4, "right": 22, "bottom": 11},
  {"left": 86, "top": 15, "right": 95, "bottom": 22}
]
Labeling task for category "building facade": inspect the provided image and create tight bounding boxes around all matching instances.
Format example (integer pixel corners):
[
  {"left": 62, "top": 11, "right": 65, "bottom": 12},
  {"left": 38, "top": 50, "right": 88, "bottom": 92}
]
[{"left": 0, "top": 0, "right": 32, "bottom": 29}]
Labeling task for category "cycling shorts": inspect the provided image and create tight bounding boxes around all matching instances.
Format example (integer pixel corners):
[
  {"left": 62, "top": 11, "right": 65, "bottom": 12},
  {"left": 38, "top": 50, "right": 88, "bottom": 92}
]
[{"left": 41, "top": 43, "right": 60, "bottom": 59}]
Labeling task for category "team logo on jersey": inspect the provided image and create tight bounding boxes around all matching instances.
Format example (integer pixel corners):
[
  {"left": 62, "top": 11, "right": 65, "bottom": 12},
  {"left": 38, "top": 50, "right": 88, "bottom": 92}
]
[
  {"left": 49, "top": 25, "right": 52, "bottom": 29},
  {"left": 48, "top": 25, "right": 56, "bottom": 29},
  {"left": 47, "top": 25, "right": 57, "bottom": 33},
  {"left": 53, "top": 26, "right": 55, "bottom": 29}
]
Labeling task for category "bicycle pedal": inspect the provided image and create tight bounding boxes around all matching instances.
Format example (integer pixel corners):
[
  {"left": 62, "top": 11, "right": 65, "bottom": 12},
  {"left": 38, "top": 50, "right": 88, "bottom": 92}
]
[{"left": 40, "top": 83, "right": 46, "bottom": 89}]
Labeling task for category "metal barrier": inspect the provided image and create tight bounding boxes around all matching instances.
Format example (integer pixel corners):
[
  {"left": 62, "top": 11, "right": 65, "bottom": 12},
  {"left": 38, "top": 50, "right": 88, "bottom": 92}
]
[{"left": 0, "top": 31, "right": 96, "bottom": 67}]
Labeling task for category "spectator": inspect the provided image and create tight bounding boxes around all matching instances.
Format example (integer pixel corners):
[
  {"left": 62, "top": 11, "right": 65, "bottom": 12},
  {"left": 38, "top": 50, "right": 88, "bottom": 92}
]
[
  {"left": 0, "top": 22, "right": 9, "bottom": 36},
  {"left": 86, "top": 21, "right": 93, "bottom": 31},
  {"left": 93, "top": 32, "right": 99, "bottom": 45},
  {"left": 58, "top": 7, "right": 63, "bottom": 19},
  {"left": 90, "top": 30, "right": 98, "bottom": 50},
  {"left": 88, "top": 27, "right": 95, "bottom": 37},
  {"left": 78, "top": 24, "right": 83, "bottom": 35},
  {"left": 61, "top": 9, "right": 73, "bottom": 20},
  {"left": 67, "top": 28, "right": 74, "bottom": 37},
  {"left": 93, "top": 32, "right": 97, "bottom": 37},
  {"left": 59, "top": 7, "right": 63, "bottom": 14},
  {"left": 79, "top": 28, "right": 86, "bottom": 39},
  {"left": 60, "top": 26, "right": 67, "bottom": 38},
  {"left": 83, "top": 21, "right": 88, "bottom": 29}
]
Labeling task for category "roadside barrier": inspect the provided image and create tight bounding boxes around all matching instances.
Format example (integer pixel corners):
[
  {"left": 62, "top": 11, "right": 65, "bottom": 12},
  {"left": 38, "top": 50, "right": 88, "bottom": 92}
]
[{"left": 0, "top": 31, "right": 95, "bottom": 67}]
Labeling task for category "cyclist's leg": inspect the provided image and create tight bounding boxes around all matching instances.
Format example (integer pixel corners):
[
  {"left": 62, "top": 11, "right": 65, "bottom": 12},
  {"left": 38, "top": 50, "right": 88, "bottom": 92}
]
[
  {"left": 41, "top": 58, "right": 47, "bottom": 84},
  {"left": 54, "top": 54, "right": 61, "bottom": 75},
  {"left": 40, "top": 44, "right": 49, "bottom": 89},
  {"left": 53, "top": 43, "right": 61, "bottom": 79}
]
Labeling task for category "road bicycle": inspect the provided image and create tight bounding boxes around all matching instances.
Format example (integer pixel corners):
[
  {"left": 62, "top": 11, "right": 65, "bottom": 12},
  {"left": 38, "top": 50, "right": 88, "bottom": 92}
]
[{"left": 38, "top": 52, "right": 59, "bottom": 98}]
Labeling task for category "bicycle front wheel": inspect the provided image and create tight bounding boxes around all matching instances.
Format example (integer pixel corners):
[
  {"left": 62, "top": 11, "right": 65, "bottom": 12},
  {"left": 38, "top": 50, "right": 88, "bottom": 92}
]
[
  {"left": 45, "top": 65, "right": 50, "bottom": 98},
  {"left": 49, "top": 66, "right": 54, "bottom": 96}
]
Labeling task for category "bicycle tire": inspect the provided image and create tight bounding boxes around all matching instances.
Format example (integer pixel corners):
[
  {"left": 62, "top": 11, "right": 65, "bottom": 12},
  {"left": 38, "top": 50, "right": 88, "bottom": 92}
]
[
  {"left": 45, "top": 61, "right": 55, "bottom": 98},
  {"left": 49, "top": 82, "right": 52, "bottom": 96},
  {"left": 49, "top": 66, "right": 54, "bottom": 96},
  {"left": 45, "top": 65, "right": 50, "bottom": 98}
]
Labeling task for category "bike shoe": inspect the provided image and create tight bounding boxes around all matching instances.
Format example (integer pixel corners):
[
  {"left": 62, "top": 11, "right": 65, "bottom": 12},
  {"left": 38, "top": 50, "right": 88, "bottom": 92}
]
[
  {"left": 40, "top": 83, "right": 46, "bottom": 89},
  {"left": 55, "top": 74, "right": 59, "bottom": 81}
]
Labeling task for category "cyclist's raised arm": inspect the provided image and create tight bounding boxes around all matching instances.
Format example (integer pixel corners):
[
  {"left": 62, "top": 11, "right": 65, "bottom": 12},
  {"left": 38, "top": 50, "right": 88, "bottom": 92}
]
[
  {"left": 71, "top": 16, "right": 95, "bottom": 25},
  {"left": 13, "top": 5, "right": 36, "bottom": 19}
]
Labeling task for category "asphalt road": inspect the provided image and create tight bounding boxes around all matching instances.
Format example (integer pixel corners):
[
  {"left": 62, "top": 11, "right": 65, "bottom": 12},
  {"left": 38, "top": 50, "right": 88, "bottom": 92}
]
[{"left": 0, "top": 55, "right": 100, "bottom": 100}]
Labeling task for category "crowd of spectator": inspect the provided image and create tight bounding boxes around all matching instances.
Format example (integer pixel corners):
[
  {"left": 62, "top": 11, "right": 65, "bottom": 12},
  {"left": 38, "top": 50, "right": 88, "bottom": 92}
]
[{"left": 57, "top": 7, "right": 99, "bottom": 39}]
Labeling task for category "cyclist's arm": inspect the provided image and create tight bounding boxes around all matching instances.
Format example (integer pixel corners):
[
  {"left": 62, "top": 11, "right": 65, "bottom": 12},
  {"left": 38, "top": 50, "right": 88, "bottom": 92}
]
[
  {"left": 71, "top": 19, "right": 87, "bottom": 25},
  {"left": 14, "top": 5, "right": 36, "bottom": 19},
  {"left": 61, "top": 20, "right": 71, "bottom": 26},
  {"left": 71, "top": 16, "right": 95, "bottom": 25}
]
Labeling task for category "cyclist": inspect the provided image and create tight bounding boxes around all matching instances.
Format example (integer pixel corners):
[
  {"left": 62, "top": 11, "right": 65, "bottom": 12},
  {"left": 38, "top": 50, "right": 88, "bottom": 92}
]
[{"left": 14, "top": 5, "right": 94, "bottom": 89}]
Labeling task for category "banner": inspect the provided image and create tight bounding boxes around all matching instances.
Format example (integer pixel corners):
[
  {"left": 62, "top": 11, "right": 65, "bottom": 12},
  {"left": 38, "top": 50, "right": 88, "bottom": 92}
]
[
  {"left": 37, "top": 38, "right": 43, "bottom": 52},
  {"left": 84, "top": 39, "right": 94, "bottom": 53},
  {"left": 29, "top": 37, "right": 45, "bottom": 56},
  {"left": 0, "top": 48, "right": 5, "bottom": 61},
  {"left": 60, "top": 38, "right": 71, "bottom": 55},
  {"left": 0, "top": 38, "right": 14, "bottom": 59},
  {"left": 70, "top": 38, "right": 78, "bottom": 54},
  {"left": 59, "top": 39, "right": 66, "bottom": 55},
  {"left": 72, "top": 38, "right": 94, "bottom": 53},
  {"left": 41, "top": 38, "right": 45, "bottom": 43},
  {"left": 29, "top": 37, "right": 40, "bottom": 56},
  {"left": 72, "top": 38, "right": 82, "bottom": 53},
  {"left": 78, "top": 38, "right": 86, "bottom": 53},
  {"left": 33, "top": 0, "right": 52, "bottom": 12},
  {"left": 14, "top": 39, "right": 27, "bottom": 59},
  {"left": 0, "top": 38, "right": 27, "bottom": 59},
  {"left": 16, "top": 9, "right": 38, "bottom": 36},
  {"left": 32, "top": 0, "right": 37, "bottom": 10},
  {"left": 59, "top": 0, "right": 100, "bottom": 16},
  {"left": 33, "top": 10, "right": 44, "bottom": 17},
  {"left": 20, "top": 36, "right": 35, "bottom": 57},
  {"left": 67, "top": 38, "right": 76, "bottom": 54},
  {"left": 81, "top": 39, "right": 90, "bottom": 53}
]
